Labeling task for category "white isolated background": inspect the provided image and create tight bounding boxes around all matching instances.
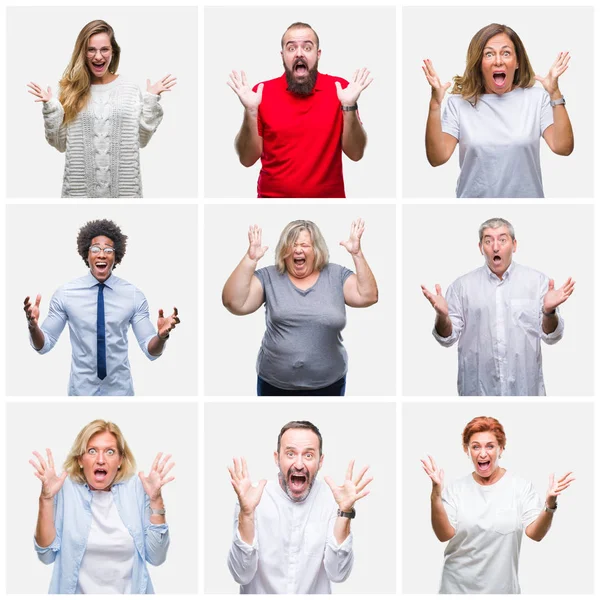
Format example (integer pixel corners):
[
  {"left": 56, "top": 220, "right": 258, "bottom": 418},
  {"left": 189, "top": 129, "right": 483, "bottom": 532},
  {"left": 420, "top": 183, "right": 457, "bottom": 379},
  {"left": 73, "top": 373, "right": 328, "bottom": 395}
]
[
  {"left": 204, "top": 5, "right": 396, "bottom": 198},
  {"left": 204, "top": 203, "right": 396, "bottom": 396},
  {"left": 6, "top": 6, "right": 198, "bottom": 198},
  {"left": 6, "top": 401, "right": 198, "bottom": 594},
  {"left": 402, "top": 6, "right": 594, "bottom": 198},
  {"left": 402, "top": 203, "right": 593, "bottom": 396},
  {"left": 5, "top": 204, "right": 198, "bottom": 396},
  {"left": 402, "top": 401, "right": 593, "bottom": 594},
  {"left": 204, "top": 401, "right": 396, "bottom": 594}
]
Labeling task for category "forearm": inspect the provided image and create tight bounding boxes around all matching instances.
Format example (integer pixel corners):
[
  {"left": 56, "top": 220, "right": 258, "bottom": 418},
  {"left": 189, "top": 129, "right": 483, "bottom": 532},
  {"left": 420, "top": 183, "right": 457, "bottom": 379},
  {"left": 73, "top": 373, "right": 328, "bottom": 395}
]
[
  {"left": 526, "top": 509, "right": 554, "bottom": 542},
  {"left": 29, "top": 324, "right": 45, "bottom": 351},
  {"left": 222, "top": 255, "right": 259, "bottom": 314},
  {"left": 425, "top": 103, "right": 450, "bottom": 166},
  {"left": 148, "top": 334, "right": 168, "bottom": 357},
  {"left": 237, "top": 510, "right": 255, "bottom": 545},
  {"left": 341, "top": 111, "right": 367, "bottom": 161},
  {"left": 430, "top": 492, "right": 455, "bottom": 542},
  {"left": 542, "top": 311, "right": 559, "bottom": 334},
  {"left": 333, "top": 515, "right": 351, "bottom": 544},
  {"left": 35, "top": 497, "right": 56, "bottom": 548},
  {"left": 434, "top": 313, "right": 452, "bottom": 338},
  {"left": 235, "top": 109, "right": 262, "bottom": 167},
  {"left": 350, "top": 251, "right": 378, "bottom": 305},
  {"left": 548, "top": 89, "right": 574, "bottom": 156}
]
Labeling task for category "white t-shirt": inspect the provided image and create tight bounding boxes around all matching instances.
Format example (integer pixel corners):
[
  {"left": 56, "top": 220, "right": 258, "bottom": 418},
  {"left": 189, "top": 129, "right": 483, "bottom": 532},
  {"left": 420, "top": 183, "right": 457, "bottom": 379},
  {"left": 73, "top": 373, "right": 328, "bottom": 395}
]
[
  {"left": 76, "top": 490, "right": 135, "bottom": 594},
  {"left": 440, "top": 471, "right": 542, "bottom": 594},
  {"left": 441, "top": 87, "right": 553, "bottom": 198}
]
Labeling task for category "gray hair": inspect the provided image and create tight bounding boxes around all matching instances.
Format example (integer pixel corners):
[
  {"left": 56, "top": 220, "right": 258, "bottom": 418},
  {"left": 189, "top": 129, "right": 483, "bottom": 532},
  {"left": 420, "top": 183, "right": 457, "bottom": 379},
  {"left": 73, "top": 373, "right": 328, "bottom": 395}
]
[
  {"left": 478, "top": 218, "right": 515, "bottom": 242},
  {"left": 274, "top": 220, "right": 329, "bottom": 274}
]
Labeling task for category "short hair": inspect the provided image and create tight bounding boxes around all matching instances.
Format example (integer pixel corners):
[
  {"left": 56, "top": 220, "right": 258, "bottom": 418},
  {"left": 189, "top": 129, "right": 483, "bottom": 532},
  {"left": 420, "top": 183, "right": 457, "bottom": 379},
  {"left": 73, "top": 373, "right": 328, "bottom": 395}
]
[
  {"left": 478, "top": 217, "right": 515, "bottom": 242},
  {"left": 462, "top": 416, "right": 507, "bottom": 450},
  {"left": 274, "top": 220, "right": 329, "bottom": 274},
  {"left": 451, "top": 23, "right": 535, "bottom": 103},
  {"left": 64, "top": 419, "right": 136, "bottom": 485},
  {"left": 277, "top": 421, "right": 323, "bottom": 455},
  {"left": 76, "top": 219, "right": 128, "bottom": 268},
  {"left": 281, "top": 22, "right": 320, "bottom": 49}
]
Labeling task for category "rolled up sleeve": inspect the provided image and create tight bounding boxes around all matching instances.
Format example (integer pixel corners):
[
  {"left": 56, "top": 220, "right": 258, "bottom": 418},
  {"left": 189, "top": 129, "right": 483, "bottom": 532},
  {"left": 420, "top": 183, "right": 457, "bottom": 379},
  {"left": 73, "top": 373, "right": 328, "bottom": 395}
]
[
  {"left": 35, "top": 290, "right": 68, "bottom": 354},
  {"left": 227, "top": 506, "right": 258, "bottom": 585},
  {"left": 432, "top": 283, "right": 463, "bottom": 348},
  {"left": 131, "top": 289, "right": 159, "bottom": 360}
]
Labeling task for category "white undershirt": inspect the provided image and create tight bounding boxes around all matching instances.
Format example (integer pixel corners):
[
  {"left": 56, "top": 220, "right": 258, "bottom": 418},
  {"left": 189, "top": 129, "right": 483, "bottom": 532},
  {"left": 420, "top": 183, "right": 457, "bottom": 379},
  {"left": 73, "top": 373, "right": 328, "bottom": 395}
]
[{"left": 76, "top": 490, "right": 135, "bottom": 594}]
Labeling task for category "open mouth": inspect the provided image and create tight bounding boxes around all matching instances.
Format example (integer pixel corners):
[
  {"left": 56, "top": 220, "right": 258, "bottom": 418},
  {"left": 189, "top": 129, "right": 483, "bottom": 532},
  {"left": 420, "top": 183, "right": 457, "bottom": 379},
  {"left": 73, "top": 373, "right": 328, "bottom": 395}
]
[
  {"left": 492, "top": 71, "right": 507, "bottom": 87},
  {"left": 293, "top": 59, "right": 308, "bottom": 76},
  {"left": 91, "top": 61, "right": 107, "bottom": 72},
  {"left": 95, "top": 261, "right": 108, "bottom": 273},
  {"left": 493, "top": 255, "right": 502, "bottom": 264},
  {"left": 477, "top": 460, "right": 491, "bottom": 472},
  {"left": 288, "top": 471, "right": 308, "bottom": 493},
  {"left": 94, "top": 468, "right": 108, "bottom": 482},
  {"left": 293, "top": 257, "right": 306, "bottom": 267}
]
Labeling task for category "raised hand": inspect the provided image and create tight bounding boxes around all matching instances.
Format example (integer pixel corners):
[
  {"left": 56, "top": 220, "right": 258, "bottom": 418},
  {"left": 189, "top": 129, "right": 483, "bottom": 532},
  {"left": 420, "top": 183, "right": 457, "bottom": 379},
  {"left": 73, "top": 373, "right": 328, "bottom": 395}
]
[
  {"left": 24, "top": 294, "right": 42, "bottom": 329},
  {"left": 228, "top": 457, "right": 267, "bottom": 515},
  {"left": 335, "top": 68, "right": 373, "bottom": 107},
  {"left": 339, "top": 218, "right": 365, "bottom": 255},
  {"left": 246, "top": 225, "right": 268, "bottom": 262},
  {"left": 421, "top": 284, "right": 449, "bottom": 317},
  {"left": 27, "top": 82, "right": 52, "bottom": 103},
  {"left": 146, "top": 74, "right": 177, "bottom": 96},
  {"left": 546, "top": 471, "right": 575, "bottom": 506},
  {"left": 30, "top": 449, "right": 68, "bottom": 499},
  {"left": 535, "top": 52, "right": 570, "bottom": 97},
  {"left": 421, "top": 455, "right": 444, "bottom": 493},
  {"left": 227, "top": 70, "right": 263, "bottom": 114},
  {"left": 422, "top": 59, "right": 451, "bottom": 108},
  {"left": 324, "top": 459, "right": 373, "bottom": 512},
  {"left": 157, "top": 307, "right": 180, "bottom": 339},
  {"left": 139, "top": 452, "right": 175, "bottom": 501},
  {"left": 543, "top": 277, "right": 575, "bottom": 313}
]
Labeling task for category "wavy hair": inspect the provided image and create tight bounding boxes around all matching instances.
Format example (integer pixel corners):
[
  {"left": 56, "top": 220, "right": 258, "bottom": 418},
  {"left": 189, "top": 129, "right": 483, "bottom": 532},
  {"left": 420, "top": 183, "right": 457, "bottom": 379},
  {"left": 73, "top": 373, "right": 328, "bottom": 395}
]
[
  {"left": 462, "top": 416, "right": 507, "bottom": 450},
  {"left": 451, "top": 23, "right": 535, "bottom": 104},
  {"left": 274, "top": 220, "right": 329, "bottom": 274},
  {"left": 64, "top": 420, "right": 136, "bottom": 485},
  {"left": 59, "top": 20, "right": 121, "bottom": 124}
]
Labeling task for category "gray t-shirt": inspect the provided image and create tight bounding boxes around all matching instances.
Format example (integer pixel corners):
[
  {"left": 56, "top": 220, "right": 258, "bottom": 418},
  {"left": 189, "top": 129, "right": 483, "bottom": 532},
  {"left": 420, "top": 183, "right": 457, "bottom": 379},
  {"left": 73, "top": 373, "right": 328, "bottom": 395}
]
[
  {"left": 254, "top": 263, "right": 354, "bottom": 390},
  {"left": 441, "top": 86, "right": 553, "bottom": 198}
]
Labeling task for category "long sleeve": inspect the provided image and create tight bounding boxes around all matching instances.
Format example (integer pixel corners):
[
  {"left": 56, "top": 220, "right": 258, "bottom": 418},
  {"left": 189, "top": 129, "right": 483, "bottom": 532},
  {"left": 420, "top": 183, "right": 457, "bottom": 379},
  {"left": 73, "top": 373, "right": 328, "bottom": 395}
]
[
  {"left": 323, "top": 511, "right": 354, "bottom": 583},
  {"left": 131, "top": 289, "right": 159, "bottom": 361},
  {"left": 35, "top": 289, "right": 68, "bottom": 354},
  {"left": 33, "top": 491, "right": 62, "bottom": 565},
  {"left": 42, "top": 97, "right": 67, "bottom": 152},
  {"left": 539, "top": 276, "right": 564, "bottom": 345},
  {"left": 227, "top": 504, "right": 259, "bottom": 585},
  {"left": 139, "top": 92, "right": 164, "bottom": 148},
  {"left": 142, "top": 489, "right": 170, "bottom": 566},
  {"left": 432, "top": 282, "right": 463, "bottom": 347}
]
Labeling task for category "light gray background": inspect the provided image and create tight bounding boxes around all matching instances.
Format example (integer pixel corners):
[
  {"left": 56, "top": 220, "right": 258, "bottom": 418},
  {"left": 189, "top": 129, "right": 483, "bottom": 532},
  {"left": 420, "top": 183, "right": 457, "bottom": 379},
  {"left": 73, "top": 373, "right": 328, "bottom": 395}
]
[
  {"left": 402, "top": 401, "right": 593, "bottom": 594},
  {"left": 403, "top": 204, "right": 594, "bottom": 396},
  {"left": 402, "top": 6, "right": 594, "bottom": 198},
  {"left": 6, "top": 204, "right": 198, "bottom": 396},
  {"left": 204, "top": 401, "right": 396, "bottom": 594},
  {"left": 7, "top": 6, "right": 198, "bottom": 198},
  {"left": 204, "top": 6, "right": 396, "bottom": 198},
  {"left": 6, "top": 401, "right": 198, "bottom": 594},
  {"left": 204, "top": 203, "right": 396, "bottom": 396}
]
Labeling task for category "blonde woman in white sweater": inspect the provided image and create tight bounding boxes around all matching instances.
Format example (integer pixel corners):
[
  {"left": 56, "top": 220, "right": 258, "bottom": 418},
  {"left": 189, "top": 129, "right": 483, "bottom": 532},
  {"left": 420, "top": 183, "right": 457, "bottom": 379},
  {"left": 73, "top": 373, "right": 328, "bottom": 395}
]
[{"left": 27, "top": 20, "right": 176, "bottom": 198}]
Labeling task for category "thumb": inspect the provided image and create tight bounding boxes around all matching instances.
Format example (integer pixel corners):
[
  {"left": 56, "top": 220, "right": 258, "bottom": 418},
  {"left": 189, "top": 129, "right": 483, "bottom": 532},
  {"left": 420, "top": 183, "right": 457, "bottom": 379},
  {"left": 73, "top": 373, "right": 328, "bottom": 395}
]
[
  {"left": 534, "top": 74, "right": 542, "bottom": 82},
  {"left": 35, "top": 294, "right": 42, "bottom": 307},
  {"left": 323, "top": 475, "right": 335, "bottom": 490},
  {"left": 256, "top": 82, "right": 264, "bottom": 101},
  {"left": 138, "top": 471, "right": 145, "bottom": 480},
  {"left": 335, "top": 81, "right": 342, "bottom": 94},
  {"left": 443, "top": 82, "right": 451, "bottom": 91},
  {"left": 257, "top": 479, "right": 267, "bottom": 492},
  {"left": 48, "top": 86, "right": 52, "bottom": 95},
  {"left": 548, "top": 279, "right": 555, "bottom": 291},
  {"left": 435, "top": 284, "right": 442, "bottom": 296},
  {"left": 59, "top": 471, "right": 68, "bottom": 483},
  {"left": 158, "top": 309, "right": 164, "bottom": 318}
]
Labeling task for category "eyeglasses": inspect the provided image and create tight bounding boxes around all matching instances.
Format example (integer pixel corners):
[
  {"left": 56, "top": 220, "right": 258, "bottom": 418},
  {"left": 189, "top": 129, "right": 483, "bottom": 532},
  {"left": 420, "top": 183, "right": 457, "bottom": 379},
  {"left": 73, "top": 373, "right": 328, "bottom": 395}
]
[
  {"left": 86, "top": 47, "right": 112, "bottom": 58},
  {"left": 89, "top": 245, "right": 115, "bottom": 255}
]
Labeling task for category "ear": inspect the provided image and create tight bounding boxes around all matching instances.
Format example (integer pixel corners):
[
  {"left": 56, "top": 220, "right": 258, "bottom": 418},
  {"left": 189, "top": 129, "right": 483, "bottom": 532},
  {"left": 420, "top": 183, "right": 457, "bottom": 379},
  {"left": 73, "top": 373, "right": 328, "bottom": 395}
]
[
  {"left": 478, "top": 242, "right": 483, "bottom": 255},
  {"left": 512, "top": 238, "right": 517, "bottom": 254},
  {"left": 318, "top": 453, "right": 324, "bottom": 470},
  {"left": 280, "top": 50, "right": 284, "bottom": 61},
  {"left": 317, "top": 48, "right": 322, "bottom": 59},
  {"left": 273, "top": 450, "right": 279, "bottom": 467}
]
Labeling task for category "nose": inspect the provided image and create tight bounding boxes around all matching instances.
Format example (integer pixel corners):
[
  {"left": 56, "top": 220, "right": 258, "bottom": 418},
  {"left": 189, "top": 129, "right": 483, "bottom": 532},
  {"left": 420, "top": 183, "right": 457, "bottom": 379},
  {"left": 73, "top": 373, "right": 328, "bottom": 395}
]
[
  {"left": 492, "top": 241, "right": 500, "bottom": 253},
  {"left": 493, "top": 53, "right": 503, "bottom": 66},
  {"left": 293, "top": 455, "right": 304, "bottom": 469},
  {"left": 96, "top": 452, "right": 106, "bottom": 464}
]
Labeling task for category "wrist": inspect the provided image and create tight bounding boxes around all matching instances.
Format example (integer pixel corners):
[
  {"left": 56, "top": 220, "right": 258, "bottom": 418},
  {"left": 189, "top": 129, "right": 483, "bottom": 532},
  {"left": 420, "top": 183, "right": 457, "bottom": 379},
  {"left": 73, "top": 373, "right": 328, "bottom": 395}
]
[
  {"left": 39, "top": 494, "right": 54, "bottom": 504},
  {"left": 245, "top": 107, "right": 259, "bottom": 119},
  {"left": 543, "top": 307, "right": 557, "bottom": 317},
  {"left": 549, "top": 89, "right": 563, "bottom": 102},
  {"left": 157, "top": 332, "right": 170, "bottom": 341},
  {"left": 149, "top": 496, "right": 164, "bottom": 509}
]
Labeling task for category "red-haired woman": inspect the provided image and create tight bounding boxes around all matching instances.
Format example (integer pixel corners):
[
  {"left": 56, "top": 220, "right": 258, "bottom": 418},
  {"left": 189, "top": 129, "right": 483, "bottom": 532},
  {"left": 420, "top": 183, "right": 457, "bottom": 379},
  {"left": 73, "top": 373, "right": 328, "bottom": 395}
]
[{"left": 421, "top": 416, "right": 574, "bottom": 593}]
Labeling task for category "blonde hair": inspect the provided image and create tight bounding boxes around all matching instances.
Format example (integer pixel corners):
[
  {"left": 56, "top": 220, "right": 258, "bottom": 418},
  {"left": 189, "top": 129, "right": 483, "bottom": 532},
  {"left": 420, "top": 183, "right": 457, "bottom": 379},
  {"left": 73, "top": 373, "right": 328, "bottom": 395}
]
[
  {"left": 59, "top": 20, "right": 121, "bottom": 124},
  {"left": 274, "top": 220, "right": 329, "bottom": 275},
  {"left": 451, "top": 23, "right": 535, "bottom": 104},
  {"left": 64, "top": 419, "right": 135, "bottom": 485}
]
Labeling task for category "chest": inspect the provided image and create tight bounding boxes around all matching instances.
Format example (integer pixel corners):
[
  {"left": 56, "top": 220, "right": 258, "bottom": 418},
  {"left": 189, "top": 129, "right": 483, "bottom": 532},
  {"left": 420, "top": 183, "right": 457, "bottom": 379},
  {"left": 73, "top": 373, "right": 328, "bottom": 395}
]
[{"left": 65, "top": 287, "right": 137, "bottom": 333}]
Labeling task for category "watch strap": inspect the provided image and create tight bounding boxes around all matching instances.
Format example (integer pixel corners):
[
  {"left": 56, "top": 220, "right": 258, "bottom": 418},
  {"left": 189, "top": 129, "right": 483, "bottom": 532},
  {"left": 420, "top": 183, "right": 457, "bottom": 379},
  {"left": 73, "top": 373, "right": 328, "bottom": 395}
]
[
  {"left": 341, "top": 104, "right": 358, "bottom": 111},
  {"left": 150, "top": 507, "right": 166, "bottom": 515},
  {"left": 550, "top": 97, "right": 566, "bottom": 107},
  {"left": 337, "top": 507, "right": 356, "bottom": 519}
]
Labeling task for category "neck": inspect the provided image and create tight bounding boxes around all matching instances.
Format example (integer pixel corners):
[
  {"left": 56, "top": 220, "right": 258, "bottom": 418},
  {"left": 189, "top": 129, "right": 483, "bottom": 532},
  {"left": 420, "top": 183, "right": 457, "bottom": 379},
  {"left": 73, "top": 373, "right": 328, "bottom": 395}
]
[
  {"left": 91, "top": 72, "right": 118, "bottom": 85},
  {"left": 473, "top": 467, "right": 505, "bottom": 486}
]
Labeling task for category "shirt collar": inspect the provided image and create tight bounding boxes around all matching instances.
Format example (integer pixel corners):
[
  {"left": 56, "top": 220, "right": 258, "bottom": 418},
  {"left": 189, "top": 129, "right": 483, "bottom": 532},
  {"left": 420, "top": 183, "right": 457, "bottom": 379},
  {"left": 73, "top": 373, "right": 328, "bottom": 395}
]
[
  {"left": 85, "top": 270, "right": 115, "bottom": 290},
  {"left": 485, "top": 260, "right": 515, "bottom": 282}
]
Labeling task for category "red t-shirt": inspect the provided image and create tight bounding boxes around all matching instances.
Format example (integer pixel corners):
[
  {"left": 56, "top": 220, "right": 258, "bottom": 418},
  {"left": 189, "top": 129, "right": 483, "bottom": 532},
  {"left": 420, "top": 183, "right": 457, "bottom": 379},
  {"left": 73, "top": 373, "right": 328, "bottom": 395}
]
[{"left": 253, "top": 73, "right": 348, "bottom": 198}]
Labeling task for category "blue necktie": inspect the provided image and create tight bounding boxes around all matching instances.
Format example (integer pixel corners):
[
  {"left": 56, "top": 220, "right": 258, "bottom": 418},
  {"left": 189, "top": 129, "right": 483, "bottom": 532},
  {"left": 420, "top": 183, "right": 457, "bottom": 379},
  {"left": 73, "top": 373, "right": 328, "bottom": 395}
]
[{"left": 97, "top": 283, "right": 107, "bottom": 380}]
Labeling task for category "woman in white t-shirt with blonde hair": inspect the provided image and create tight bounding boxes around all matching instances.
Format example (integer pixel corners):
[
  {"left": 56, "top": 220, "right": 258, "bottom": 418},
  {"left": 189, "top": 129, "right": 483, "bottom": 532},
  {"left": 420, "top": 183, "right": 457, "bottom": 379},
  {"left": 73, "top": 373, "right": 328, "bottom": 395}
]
[
  {"left": 422, "top": 23, "right": 574, "bottom": 198},
  {"left": 421, "top": 416, "right": 574, "bottom": 594}
]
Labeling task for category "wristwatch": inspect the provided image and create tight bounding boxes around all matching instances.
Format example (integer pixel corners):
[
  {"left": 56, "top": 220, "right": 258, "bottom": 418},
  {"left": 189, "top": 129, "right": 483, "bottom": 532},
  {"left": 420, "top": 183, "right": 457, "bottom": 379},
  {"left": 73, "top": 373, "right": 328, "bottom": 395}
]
[
  {"left": 151, "top": 507, "right": 166, "bottom": 515},
  {"left": 543, "top": 308, "right": 556, "bottom": 316},
  {"left": 550, "top": 96, "right": 566, "bottom": 107},
  {"left": 544, "top": 502, "right": 558, "bottom": 513},
  {"left": 341, "top": 103, "right": 358, "bottom": 111},
  {"left": 337, "top": 508, "right": 356, "bottom": 519}
]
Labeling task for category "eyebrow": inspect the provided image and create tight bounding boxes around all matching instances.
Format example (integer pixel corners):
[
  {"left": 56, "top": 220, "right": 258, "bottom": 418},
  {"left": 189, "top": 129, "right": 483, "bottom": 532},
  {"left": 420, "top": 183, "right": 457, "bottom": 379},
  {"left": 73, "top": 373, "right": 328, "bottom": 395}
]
[
  {"left": 483, "top": 45, "right": 512, "bottom": 51},
  {"left": 285, "top": 39, "right": 314, "bottom": 46},
  {"left": 284, "top": 445, "right": 317, "bottom": 452}
]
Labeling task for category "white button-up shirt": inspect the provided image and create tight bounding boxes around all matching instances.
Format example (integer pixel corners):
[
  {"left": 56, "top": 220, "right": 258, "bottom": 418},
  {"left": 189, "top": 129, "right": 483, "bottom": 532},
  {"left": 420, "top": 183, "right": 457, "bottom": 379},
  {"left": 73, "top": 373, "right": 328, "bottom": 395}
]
[
  {"left": 433, "top": 262, "right": 563, "bottom": 396},
  {"left": 227, "top": 480, "right": 353, "bottom": 594}
]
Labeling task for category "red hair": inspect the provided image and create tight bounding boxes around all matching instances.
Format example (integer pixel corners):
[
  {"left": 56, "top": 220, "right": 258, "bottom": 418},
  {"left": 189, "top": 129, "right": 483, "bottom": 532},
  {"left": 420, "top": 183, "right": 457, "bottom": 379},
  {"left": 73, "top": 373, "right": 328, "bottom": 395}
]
[{"left": 462, "top": 416, "right": 506, "bottom": 449}]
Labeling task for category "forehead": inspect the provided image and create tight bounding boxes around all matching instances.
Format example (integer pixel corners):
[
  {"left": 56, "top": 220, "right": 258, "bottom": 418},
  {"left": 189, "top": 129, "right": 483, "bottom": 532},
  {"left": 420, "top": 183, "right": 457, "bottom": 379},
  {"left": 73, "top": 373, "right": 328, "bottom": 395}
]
[
  {"left": 469, "top": 431, "right": 499, "bottom": 445},
  {"left": 481, "top": 226, "right": 511, "bottom": 239},
  {"left": 280, "top": 428, "right": 320, "bottom": 451},
  {"left": 282, "top": 27, "right": 317, "bottom": 46},
  {"left": 87, "top": 430, "right": 118, "bottom": 447},
  {"left": 485, "top": 33, "right": 515, "bottom": 50},
  {"left": 293, "top": 229, "right": 313, "bottom": 243},
  {"left": 90, "top": 235, "right": 115, "bottom": 246},
  {"left": 88, "top": 32, "right": 111, "bottom": 47}
]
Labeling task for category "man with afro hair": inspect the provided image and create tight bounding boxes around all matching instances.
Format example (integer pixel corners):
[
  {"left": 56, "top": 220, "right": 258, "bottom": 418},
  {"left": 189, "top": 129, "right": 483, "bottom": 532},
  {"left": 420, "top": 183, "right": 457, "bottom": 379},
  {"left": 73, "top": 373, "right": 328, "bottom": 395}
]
[{"left": 24, "top": 219, "right": 180, "bottom": 395}]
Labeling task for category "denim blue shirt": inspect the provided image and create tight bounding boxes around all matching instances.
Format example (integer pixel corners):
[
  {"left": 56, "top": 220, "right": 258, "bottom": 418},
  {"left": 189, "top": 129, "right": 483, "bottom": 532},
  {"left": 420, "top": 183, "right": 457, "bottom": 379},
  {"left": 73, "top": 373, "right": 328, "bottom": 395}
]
[
  {"left": 33, "top": 272, "right": 160, "bottom": 396},
  {"left": 34, "top": 476, "right": 169, "bottom": 594}
]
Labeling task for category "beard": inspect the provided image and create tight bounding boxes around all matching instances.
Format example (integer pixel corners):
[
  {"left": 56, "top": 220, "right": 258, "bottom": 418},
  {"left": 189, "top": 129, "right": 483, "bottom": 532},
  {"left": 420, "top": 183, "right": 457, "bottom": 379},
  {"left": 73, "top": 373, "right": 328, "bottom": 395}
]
[
  {"left": 278, "top": 465, "right": 315, "bottom": 502},
  {"left": 284, "top": 57, "right": 319, "bottom": 96}
]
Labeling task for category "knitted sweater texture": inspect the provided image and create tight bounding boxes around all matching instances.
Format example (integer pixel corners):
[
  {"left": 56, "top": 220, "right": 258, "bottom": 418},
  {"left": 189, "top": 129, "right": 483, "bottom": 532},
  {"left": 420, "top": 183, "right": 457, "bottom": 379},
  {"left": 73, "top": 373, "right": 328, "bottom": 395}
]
[{"left": 42, "top": 78, "right": 163, "bottom": 198}]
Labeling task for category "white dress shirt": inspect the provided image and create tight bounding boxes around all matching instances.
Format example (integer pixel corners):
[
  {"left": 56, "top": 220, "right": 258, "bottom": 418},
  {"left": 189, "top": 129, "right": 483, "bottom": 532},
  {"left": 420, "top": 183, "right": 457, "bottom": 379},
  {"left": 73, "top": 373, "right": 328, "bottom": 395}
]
[
  {"left": 433, "top": 262, "right": 563, "bottom": 396},
  {"left": 227, "top": 480, "right": 353, "bottom": 594},
  {"left": 34, "top": 272, "right": 159, "bottom": 395}
]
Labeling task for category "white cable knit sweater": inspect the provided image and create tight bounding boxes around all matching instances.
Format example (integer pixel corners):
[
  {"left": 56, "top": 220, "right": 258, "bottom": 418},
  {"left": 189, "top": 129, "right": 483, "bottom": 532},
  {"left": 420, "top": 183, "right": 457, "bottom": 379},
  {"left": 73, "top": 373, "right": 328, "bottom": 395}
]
[{"left": 42, "top": 77, "right": 163, "bottom": 198}]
